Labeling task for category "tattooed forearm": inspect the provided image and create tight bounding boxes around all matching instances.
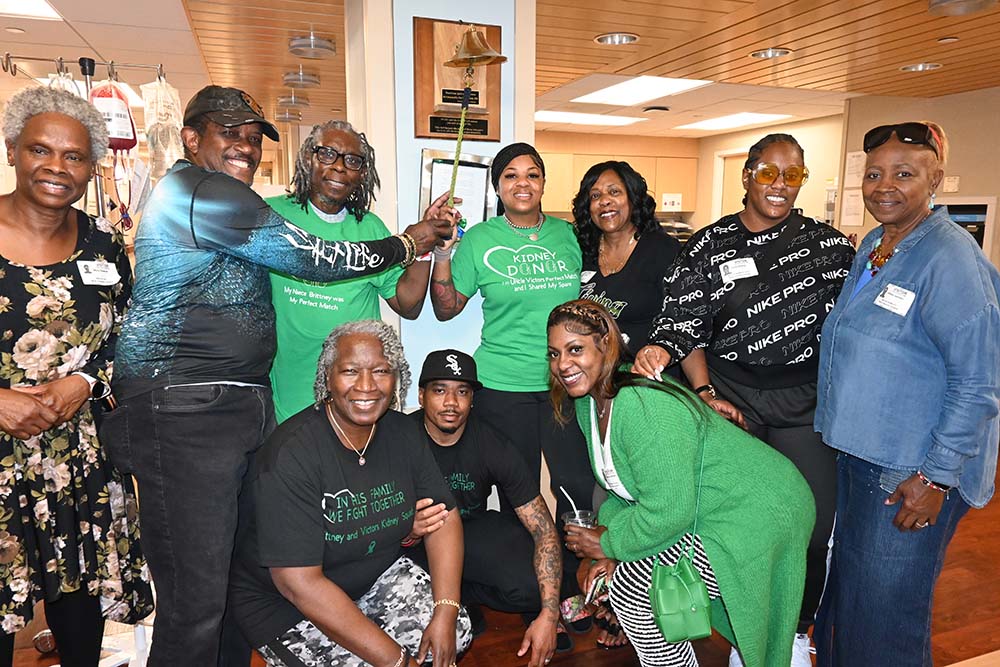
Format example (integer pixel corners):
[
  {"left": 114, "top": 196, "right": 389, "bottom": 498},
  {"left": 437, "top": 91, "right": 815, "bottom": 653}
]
[
  {"left": 430, "top": 275, "right": 468, "bottom": 320},
  {"left": 516, "top": 496, "right": 562, "bottom": 617}
]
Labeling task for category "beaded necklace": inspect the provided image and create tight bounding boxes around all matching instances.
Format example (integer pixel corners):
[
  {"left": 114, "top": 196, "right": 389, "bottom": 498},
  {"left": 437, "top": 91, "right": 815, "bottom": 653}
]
[
  {"left": 866, "top": 240, "right": 895, "bottom": 277},
  {"left": 504, "top": 212, "right": 544, "bottom": 241}
]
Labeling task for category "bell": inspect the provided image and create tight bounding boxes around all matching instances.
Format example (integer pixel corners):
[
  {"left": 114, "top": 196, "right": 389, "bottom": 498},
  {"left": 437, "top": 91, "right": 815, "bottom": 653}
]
[{"left": 444, "top": 25, "right": 507, "bottom": 68}]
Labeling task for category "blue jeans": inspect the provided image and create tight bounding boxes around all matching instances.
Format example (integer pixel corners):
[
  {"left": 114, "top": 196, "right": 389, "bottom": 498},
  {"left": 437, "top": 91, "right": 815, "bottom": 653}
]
[
  {"left": 100, "top": 384, "right": 274, "bottom": 667},
  {"left": 814, "top": 453, "right": 969, "bottom": 667}
]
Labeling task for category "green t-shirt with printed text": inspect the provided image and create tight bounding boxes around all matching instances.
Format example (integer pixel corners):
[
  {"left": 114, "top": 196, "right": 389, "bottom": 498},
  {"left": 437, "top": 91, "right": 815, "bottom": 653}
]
[
  {"left": 268, "top": 196, "right": 404, "bottom": 422},
  {"left": 452, "top": 214, "right": 581, "bottom": 391}
]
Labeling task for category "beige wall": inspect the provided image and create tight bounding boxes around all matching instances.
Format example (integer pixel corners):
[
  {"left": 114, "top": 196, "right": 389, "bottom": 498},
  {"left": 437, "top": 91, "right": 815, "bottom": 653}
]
[
  {"left": 841, "top": 86, "right": 1000, "bottom": 266},
  {"left": 691, "top": 114, "right": 845, "bottom": 230},
  {"left": 535, "top": 131, "right": 699, "bottom": 158}
]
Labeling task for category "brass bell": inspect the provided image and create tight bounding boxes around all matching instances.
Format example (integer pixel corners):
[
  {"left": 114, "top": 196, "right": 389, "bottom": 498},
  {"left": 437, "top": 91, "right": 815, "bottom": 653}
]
[{"left": 444, "top": 25, "right": 507, "bottom": 68}]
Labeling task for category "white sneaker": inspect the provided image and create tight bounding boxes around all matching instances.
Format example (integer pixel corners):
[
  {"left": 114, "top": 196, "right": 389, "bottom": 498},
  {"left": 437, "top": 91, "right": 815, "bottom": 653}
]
[
  {"left": 791, "top": 633, "right": 816, "bottom": 667},
  {"left": 729, "top": 646, "right": 745, "bottom": 667}
]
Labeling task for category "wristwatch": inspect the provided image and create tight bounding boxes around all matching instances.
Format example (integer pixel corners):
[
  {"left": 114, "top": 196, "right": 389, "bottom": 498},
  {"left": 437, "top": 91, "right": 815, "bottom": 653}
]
[{"left": 693, "top": 384, "right": 717, "bottom": 400}]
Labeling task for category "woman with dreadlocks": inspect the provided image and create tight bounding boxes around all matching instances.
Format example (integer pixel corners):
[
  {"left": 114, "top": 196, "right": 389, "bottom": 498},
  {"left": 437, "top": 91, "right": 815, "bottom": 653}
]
[{"left": 268, "top": 121, "right": 456, "bottom": 422}]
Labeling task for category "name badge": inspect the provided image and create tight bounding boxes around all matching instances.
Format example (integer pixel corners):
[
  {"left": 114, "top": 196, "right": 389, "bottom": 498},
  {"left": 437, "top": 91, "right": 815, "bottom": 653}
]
[
  {"left": 580, "top": 270, "right": 597, "bottom": 283},
  {"left": 874, "top": 283, "right": 915, "bottom": 317},
  {"left": 603, "top": 466, "right": 624, "bottom": 490},
  {"left": 719, "top": 257, "right": 759, "bottom": 282},
  {"left": 76, "top": 260, "right": 121, "bottom": 286}
]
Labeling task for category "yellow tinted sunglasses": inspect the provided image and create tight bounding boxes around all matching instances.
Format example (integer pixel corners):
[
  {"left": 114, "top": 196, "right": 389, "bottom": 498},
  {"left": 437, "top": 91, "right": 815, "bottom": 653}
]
[{"left": 747, "top": 162, "right": 810, "bottom": 187}]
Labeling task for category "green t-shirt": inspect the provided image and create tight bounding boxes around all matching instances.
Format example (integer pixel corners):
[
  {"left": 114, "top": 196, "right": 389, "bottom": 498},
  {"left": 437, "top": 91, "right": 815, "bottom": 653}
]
[
  {"left": 268, "top": 196, "right": 403, "bottom": 422},
  {"left": 451, "top": 214, "right": 581, "bottom": 391}
]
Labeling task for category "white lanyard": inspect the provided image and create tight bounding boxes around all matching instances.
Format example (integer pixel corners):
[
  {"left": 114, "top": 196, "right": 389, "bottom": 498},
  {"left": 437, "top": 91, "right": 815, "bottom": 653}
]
[{"left": 589, "top": 399, "right": 635, "bottom": 502}]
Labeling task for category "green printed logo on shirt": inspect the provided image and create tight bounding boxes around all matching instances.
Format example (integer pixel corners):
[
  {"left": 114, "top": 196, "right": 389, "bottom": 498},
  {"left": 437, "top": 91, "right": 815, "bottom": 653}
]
[{"left": 322, "top": 482, "right": 415, "bottom": 552}]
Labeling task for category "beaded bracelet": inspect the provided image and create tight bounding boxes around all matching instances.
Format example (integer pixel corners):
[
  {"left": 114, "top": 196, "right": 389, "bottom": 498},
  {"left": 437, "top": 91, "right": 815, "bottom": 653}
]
[
  {"left": 390, "top": 646, "right": 407, "bottom": 667},
  {"left": 917, "top": 470, "right": 951, "bottom": 495},
  {"left": 396, "top": 233, "right": 417, "bottom": 267},
  {"left": 433, "top": 598, "right": 461, "bottom": 611}
]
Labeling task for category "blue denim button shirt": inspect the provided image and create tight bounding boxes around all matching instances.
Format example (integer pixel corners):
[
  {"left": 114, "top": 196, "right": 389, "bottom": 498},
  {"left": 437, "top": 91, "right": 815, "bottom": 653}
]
[{"left": 816, "top": 207, "right": 1000, "bottom": 508}]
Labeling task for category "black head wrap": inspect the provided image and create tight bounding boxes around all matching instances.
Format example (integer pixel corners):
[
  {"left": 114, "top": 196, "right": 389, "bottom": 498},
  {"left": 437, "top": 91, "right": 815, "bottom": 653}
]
[{"left": 490, "top": 142, "right": 545, "bottom": 216}]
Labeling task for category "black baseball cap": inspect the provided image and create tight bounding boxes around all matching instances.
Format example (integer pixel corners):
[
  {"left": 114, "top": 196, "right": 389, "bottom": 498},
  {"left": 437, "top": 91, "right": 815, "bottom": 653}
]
[
  {"left": 183, "top": 86, "right": 280, "bottom": 141},
  {"left": 418, "top": 349, "right": 482, "bottom": 390}
]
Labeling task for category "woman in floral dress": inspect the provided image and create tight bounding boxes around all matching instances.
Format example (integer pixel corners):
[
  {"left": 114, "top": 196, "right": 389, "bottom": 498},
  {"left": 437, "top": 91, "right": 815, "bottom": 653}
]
[{"left": 0, "top": 87, "right": 152, "bottom": 666}]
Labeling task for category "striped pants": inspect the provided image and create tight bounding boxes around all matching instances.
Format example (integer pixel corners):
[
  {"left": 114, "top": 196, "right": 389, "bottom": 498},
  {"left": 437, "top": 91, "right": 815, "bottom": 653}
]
[{"left": 609, "top": 534, "right": 721, "bottom": 667}]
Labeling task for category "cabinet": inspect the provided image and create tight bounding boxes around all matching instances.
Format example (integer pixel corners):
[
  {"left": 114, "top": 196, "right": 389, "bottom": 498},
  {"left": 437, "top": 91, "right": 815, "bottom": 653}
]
[{"left": 538, "top": 151, "right": 697, "bottom": 214}]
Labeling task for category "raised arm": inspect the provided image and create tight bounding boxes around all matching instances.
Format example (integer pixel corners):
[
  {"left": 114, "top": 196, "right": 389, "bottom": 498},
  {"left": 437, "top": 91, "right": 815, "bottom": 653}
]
[
  {"left": 513, "top": 496, "right": 560, "bottom": 667},
  {"left": 270, "top": 566, "right": 419, "bottom": 667}
]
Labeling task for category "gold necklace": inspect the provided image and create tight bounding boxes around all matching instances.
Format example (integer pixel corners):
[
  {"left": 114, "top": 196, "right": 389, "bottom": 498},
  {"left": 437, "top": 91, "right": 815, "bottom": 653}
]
[
  {"left": 598, "top": 235, "right": 636, "bottom": 275},
  {"left": 325, "top": 402, "right": 376, "bottom": 466}
]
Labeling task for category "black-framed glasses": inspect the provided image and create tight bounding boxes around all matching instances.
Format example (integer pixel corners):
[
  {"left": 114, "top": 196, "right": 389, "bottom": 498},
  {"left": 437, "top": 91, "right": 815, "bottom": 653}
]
[
  {"left": 312, "top": 146, "right": 365, "bottom": 170},
  {"left": 746, "top": 162, "right": 810, "bottom": 187},
  {"left": 863, "top": 122, "right": 939, "bottom": 157}
]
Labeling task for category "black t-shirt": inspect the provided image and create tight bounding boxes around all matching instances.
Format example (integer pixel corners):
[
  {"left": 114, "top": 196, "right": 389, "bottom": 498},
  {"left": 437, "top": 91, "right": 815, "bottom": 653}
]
[
  {"left": 408, "top": 410, "right": 538, "bottom": 520},
  {"left": 229, "top": 408, "right": 454, "bottom": 646},
  {"left": 580, "top": 230, "right": 681, "bottom": 354}
]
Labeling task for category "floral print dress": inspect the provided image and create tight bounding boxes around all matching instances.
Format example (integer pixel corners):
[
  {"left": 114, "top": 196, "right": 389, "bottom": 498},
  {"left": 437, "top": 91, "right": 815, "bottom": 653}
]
[{"left": 0, "top": 212, "right": 153, "bottom": 634}]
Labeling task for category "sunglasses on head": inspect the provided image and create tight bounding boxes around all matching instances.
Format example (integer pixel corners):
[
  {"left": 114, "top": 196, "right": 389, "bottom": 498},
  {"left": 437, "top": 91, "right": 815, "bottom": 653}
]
[
  {"left": 746, "top": 162, "right": 810, "bottom": 187},
  {"left": 863, "top": 122, "right": 939, "bottom": 157},
  {"left": 312, "top": 145, "right": 365, "bottom": 170}
]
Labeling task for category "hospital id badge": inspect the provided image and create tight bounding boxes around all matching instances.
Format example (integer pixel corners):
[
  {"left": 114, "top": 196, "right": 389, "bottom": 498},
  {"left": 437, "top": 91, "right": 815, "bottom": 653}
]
[
  {"left": 719, "top": 257, "right": 758, "bottom": 283},
  {"left": 874, "top": 283, "right": 915, "bottom": 317},
  {"left": 76, "top": 260, "right": 121, "bottom": 286}
]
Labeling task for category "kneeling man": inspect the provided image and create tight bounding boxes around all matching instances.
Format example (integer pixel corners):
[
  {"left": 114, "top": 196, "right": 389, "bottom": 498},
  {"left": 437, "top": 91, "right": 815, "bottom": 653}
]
[{"left": 409, "top": 350, "right": 562, "bottom": 666}]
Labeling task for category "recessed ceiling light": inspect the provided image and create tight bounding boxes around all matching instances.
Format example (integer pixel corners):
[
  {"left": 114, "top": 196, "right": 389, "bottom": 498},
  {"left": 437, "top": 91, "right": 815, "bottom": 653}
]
[
  {"left": 928, "top": 0, "right": 997, "bottom": 16},
  {"left": 750, "top": 47, "right": 793, "bottom": 59},
  {"left": 572, "top": 76, "right": 711, "bottom": 106},
  {"left": 535, "top": 110, "right": 646, "bottom": 126},
  {"left": 0, "top": 0, "right": 59, "bottom": 20},
  {"left": 937, "top": 36, "right": 960, "bottom": 43},
  {"left": 283, "top": 66, "right": 320, "bottom": 88},
  {"left": 900, "top": 62, "right": 943, "bottom": 72},
  {"left": 277, "top": 91, "right": 310, "bottom": 108},
  {"left": 288, "top": 32, "right": 336, "bottom": 59},
  {"left": 594, "top": 32, "right": 639, "bottom": 46},
  {"left": 675, "top": 112, "right": 792, "bottom": 131},
  {"left": 274, "top": 109, "right": 301, "bottom": 123},
  {"left": 4, "top": 26, "right": 26, "bottom": 33}
]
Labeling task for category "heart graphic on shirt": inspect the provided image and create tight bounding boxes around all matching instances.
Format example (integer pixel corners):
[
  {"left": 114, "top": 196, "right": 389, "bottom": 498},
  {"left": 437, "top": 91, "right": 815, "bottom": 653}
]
[{"left": 483, "top": 244, "right": 555, "bottom": 279}]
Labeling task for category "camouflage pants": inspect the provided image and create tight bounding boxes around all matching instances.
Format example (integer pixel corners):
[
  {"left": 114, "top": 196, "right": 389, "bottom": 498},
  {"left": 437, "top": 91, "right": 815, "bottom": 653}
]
[{"left": 257, "top": 556, "right": 473, "bottom": 666}]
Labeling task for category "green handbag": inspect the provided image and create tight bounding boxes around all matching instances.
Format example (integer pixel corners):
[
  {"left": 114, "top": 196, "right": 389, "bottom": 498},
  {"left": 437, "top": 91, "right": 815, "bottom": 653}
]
[{"left": 648, "top": 439, "right": 712, "bottom": 642}]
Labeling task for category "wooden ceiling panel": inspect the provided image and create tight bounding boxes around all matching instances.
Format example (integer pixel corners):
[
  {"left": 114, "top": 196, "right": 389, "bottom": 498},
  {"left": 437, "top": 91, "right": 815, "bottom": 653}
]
[
  {"left": 537, "top": 0, "right": 1000, "bottom": 98},
  {"left": 183, "top": 0, "right": 346, "bottom": 125}
]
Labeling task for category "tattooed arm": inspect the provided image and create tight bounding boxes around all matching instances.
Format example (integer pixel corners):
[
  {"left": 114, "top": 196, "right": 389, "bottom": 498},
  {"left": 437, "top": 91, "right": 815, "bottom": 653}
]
[
  {"left": 429, "top": 255, "right": 469, "bottom": 321},
  {"left": 513, "top": 495, "right": 560, "bottom": 667}
]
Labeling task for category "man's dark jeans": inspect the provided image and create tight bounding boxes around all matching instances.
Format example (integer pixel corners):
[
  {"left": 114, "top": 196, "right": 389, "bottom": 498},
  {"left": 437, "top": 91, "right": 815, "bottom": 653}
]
[{"left": 100, "top": 384, "right": 274, "bottom": 667}]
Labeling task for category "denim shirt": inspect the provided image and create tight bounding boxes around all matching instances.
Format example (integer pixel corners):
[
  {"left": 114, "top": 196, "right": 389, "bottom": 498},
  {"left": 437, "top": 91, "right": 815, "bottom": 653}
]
[{"left": 816, "top": 207, "right": 1000, "bottom": 508}]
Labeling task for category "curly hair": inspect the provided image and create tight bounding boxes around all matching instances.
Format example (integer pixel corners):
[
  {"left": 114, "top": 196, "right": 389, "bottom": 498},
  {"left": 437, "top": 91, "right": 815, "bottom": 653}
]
[
  {"left": 3, "top": 86, "right": 109, "bottom": 161},
  {"left": 571, "top": 161, "right": 659, "bottom": 265},
  {"left": 313, "top": 320, "right": 411, "bottom": 411},
  {"left": 288, "top": 120, "right": 379, "bottom": 221},
  {"left": 546, "top": 299, "right": 703, "bottom": 426}
]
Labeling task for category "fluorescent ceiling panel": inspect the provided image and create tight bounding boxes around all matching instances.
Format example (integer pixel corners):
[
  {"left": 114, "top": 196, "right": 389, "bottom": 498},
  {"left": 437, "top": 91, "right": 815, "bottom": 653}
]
[
  {"left": 535, "top": 110, "right": 646, "bottom": 126},
  {"left": 0, "top": 0, "right": 60, "bottom": 20},
  {"left": 571, "top": 76, "right": 711, "bottom": 106},
  {"left": 675, "top": 112, "right": 792, "bottom": 131}
]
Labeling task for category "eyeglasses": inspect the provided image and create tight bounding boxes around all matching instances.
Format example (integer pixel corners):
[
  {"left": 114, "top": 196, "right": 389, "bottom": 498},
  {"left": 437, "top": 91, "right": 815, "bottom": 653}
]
[
  {"left": 863, "top": 123, "right": 939, "bottom": 157},
  {"left": 312, "top": 146, "right": 365, "bottom": 170},
  {"left": 746, "top": 162, "right": 810, "bottom": 187}
]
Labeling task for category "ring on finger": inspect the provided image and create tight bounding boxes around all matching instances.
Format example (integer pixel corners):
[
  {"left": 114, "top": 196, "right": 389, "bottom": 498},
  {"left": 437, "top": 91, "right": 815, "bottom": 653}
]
[{"left": 916, "top": 521, "right": 929, "bottom": 529}]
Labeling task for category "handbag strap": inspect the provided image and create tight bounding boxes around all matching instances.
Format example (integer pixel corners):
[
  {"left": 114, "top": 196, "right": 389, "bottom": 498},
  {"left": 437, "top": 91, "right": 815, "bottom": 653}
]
[
  {"left": 683, "top": 434, "right": 708, "bottom": 563},
  {"left": 712, "top": 212, "right": 806, "bottom": 336}
]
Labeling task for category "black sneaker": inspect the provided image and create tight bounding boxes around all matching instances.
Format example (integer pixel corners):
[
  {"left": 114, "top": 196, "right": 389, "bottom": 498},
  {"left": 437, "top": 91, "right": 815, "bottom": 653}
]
[
  {"left": 467, "top": 604, "right": 488, "bottom": 637},
  {"left": 556, "top": 622, "right": 574, "bottom": 652}
]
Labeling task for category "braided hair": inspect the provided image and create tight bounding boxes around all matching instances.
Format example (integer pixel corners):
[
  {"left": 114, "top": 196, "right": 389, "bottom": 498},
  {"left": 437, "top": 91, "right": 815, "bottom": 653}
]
[{"left": 289, "top": 120, "right": 380, "bottom": 221}]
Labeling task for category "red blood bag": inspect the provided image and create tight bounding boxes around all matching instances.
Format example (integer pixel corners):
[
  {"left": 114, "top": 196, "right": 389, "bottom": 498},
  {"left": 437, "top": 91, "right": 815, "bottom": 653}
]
[{"left": 89, "top": 81, "right": 137, "bottom": 228}]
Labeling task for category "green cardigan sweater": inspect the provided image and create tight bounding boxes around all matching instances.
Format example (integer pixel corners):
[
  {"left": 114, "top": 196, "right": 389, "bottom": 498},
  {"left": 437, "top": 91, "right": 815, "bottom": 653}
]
[{"left": 577, "top": 386, "right": 814, "bottom": 667}]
